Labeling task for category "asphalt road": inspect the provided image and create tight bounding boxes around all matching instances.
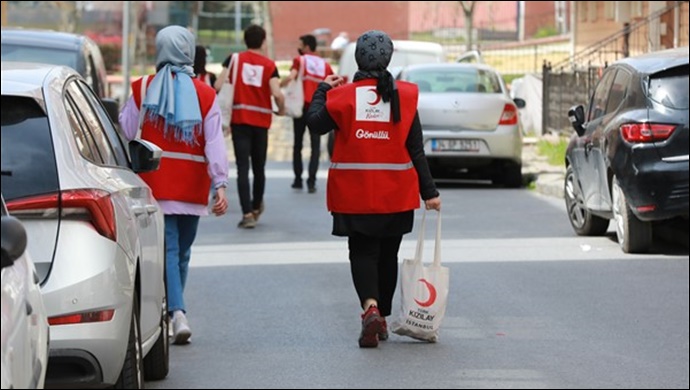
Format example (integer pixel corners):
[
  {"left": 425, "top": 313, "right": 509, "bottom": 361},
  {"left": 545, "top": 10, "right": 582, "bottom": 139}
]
[{"left": 148, "top": 162, "right": 689, "bottom": 389}]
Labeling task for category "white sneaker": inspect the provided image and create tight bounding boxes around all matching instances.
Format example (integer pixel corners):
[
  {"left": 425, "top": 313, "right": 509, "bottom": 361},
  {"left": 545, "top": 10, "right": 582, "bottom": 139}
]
[{"left": 171, "top": 310, "right": 191, "bottom": 345}]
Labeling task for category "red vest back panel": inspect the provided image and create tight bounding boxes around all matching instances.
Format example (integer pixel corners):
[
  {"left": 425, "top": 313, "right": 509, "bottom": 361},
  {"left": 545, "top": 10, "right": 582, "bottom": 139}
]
[{"left": 325, "top": 79, "right": 421, "bottom": 214}]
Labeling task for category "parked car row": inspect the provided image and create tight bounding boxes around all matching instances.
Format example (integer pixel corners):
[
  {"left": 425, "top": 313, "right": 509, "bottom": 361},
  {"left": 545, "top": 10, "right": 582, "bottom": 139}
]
[{"left": 1, "top": 60, "right": 168, "bottom": 388}]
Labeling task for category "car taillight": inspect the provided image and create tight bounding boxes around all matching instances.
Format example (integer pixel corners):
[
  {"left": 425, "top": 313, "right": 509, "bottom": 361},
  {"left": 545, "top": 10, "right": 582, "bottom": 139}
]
[
  {"left": 48, "top": 309, "right": 115, "bottom": 326},
  {"left": 498, "top": 103, "right": 519, "bottom": 125},
  {"left": 620, "top": 123, "right": 676, "bottom": 143},
  {"left": 7, "top": 189, "right": 116, "bottom": 241}
]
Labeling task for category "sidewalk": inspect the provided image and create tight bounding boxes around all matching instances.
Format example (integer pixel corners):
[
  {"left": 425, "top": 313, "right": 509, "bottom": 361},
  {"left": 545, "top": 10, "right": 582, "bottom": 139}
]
[
  {"left": 225, "top": 119, "right": 566, "bottom": 200},
  {"left": 522, "top": 137, "right": 566, "bottom": 199}
]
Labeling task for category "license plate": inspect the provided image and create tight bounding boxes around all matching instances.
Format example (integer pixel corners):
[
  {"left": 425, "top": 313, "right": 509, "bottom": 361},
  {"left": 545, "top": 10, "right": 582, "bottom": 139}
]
[{"left": 431, "top": 139, "right": 481, "bottom": 152}]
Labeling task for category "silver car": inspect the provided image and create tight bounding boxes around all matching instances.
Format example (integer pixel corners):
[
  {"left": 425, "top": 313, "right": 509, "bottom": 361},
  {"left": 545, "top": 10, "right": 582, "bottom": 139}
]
[
  {"left": 398, "top": 63, "right": 526, "bottom": 187},
  {"left": 1, "top": 195, "right": 50, "bottom": 389},
  {"left": 1, "top": 62, "right": 168, "bottom": 388}
]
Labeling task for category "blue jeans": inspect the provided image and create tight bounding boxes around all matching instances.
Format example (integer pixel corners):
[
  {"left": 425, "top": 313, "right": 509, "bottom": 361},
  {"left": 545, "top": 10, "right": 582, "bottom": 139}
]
[{"left": 164, "top": 215, "right": 200, "bottom": 315}]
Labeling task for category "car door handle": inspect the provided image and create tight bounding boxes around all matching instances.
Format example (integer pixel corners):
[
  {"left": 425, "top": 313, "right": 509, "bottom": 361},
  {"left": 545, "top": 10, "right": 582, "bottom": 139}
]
[
  {"left": 132, "top": 205, "right": 147, "bottom": 216},
  {"left": 26, "top": 301, "right": 33, "bottom": 316},
  {"left": 585, "top": 142, "right": 594, "bottom": 153},
  {"left": 145, "top": 205, "right": 158, "bottom": 215}
]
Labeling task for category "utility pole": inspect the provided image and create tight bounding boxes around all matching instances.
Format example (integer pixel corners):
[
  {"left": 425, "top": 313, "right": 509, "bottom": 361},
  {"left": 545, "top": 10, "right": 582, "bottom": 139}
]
[
  {"left": 121, "top": 0, "right": 132, "bottom": 105},
  {"left": 235, "top": 1, "right": 242, "bottom": 46},
  {"left": 262, "top": 1, "right": 274, "bottom": 58}
]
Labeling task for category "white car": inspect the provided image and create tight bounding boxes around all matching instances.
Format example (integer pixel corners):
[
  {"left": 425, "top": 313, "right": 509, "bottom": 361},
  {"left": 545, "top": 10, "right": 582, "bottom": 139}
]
[
  {"left": 398, "top": 62, "right": 526, "bottom": 187},
  {"left": 1, "top": 195, "right": 50, "bottom": 389},
  {"left": 1, "top": 62, "right": 168, "bottom": 388}
]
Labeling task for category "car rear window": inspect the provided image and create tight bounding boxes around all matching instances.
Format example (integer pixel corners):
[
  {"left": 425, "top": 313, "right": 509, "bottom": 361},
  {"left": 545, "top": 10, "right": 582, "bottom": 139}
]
[
  {"left": 0, "top": 96, "right": 59, "bottom": 201},
  {"left": 647, "top": 66, "right": 689, "bottom": 109},
  {"left": 1, "top": 43, "right": 78, "bottom": 70},
  {"left": 403, "top": 67, "right": 502, "bottom": 93}
]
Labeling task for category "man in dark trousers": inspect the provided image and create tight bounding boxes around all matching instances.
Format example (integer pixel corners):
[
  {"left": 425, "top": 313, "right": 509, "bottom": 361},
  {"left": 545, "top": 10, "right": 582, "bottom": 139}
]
[{"left": 280, "top": 34, "right": 334, "bottom": 193}]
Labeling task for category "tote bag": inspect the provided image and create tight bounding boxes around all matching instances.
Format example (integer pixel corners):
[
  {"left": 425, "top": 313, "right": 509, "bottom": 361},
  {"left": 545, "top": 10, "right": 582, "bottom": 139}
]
[
  {"left": 391, "top": 210, "right": 449, "bottom": 342},
  {"left": 217, "top": 53, "right": 238, "bottom": 128},
  {"left": 283, "top": 56, "right": 305, "bottom": 118}
]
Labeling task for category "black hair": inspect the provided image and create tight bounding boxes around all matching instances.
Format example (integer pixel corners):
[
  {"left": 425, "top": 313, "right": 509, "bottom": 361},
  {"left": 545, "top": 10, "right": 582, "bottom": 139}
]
[
  {"left": 194, "top": 45, "right": 207, "bottom": 75},
  {"left": 300, "top": 34, "right": 317, "bottom": 52},
  {"left": 244, "top": 24, "right": 266, "bottom": 49}
]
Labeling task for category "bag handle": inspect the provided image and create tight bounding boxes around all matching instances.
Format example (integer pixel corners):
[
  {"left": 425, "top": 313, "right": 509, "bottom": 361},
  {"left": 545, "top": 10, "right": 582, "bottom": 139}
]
[
  {"left": 299, "top": 55, "right": 305, "bottom": 80},
  {"left": 230, "top": 53, "right": 239, "bottom": 86},
  {"left": 433, "top": 210, "right": 442, "bottom": 267},
  {"left": 136, "top": 74, "right": 149, "bottom": 139},
  {"left": 413, "top": 209, "right": 442, "bottom": 267},
  {"left": 414, "top": 209, "right": 426, "bottom": 262}
]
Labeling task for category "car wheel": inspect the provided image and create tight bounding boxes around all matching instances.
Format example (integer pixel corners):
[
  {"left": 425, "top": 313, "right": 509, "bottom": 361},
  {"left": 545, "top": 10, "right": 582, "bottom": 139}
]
[
  {"left": 564, "top": 165, "right": 609, "bottom": 236},
  {"left": 143, "top": 280, "right": 169, "bottom": 380},
  {"left": 114, "top": 291, "right": 144, "bottom": 389},
  {"left": 612, "top": 176, "right": 652, "bottom": 253}
]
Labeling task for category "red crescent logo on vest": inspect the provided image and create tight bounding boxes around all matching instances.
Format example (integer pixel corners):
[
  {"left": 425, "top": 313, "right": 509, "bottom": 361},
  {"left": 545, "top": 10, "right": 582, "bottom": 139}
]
[
  {"left": 367, "top": 88, "right": 382, "bottom": 105},
  {"left": 249, "top": 68, "right": 258, "bottom": 78},
  {"left": 414, "top": 278, "right": 437, "bottom": 307}
]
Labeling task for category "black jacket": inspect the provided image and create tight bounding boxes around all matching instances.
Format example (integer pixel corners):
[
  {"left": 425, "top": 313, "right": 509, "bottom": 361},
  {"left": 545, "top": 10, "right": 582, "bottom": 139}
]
[{"left": 306, "top": 82, "right": 439, "bottom": 237}]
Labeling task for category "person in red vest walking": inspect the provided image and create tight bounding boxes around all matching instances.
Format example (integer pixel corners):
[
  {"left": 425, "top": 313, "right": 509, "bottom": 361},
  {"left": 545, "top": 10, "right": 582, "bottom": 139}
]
[
  {"left": 218, "top": 24, "right": 285, "bottom": 228},
  {"left": 119, "top": 25, "right": 229, "bottom": 345},
  {"left": 306, "top": 30, "right": 441, "bottom": 348},
  {"left": 280, "top": 34, "right": 334, "bottom": 193},
  {"left": 194, "top": 45, "right": 217, "bottom": 88}
]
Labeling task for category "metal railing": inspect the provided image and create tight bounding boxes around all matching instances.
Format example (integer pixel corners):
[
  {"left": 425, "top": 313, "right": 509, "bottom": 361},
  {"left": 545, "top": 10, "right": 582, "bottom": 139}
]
[{"left": 542, "top": 1, "right": 688, "bottom": 135}]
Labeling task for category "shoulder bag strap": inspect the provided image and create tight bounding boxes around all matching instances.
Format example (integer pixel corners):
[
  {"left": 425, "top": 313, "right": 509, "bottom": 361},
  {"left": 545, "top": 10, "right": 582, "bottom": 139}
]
[{"left": 136, "top": 75, "right": 149, "bottom": 139}]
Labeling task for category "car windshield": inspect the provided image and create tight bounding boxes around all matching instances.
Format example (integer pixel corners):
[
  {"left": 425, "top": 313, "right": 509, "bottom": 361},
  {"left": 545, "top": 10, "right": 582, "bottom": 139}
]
[
  {"left": 1, "top": 44, "right": 78, "bottom": 70},
  {"left": 647, "top": 66, "right": 689, "bottom": 110},
  {"left": 403, "top": 67, "right": 503, "bottom": 94}
]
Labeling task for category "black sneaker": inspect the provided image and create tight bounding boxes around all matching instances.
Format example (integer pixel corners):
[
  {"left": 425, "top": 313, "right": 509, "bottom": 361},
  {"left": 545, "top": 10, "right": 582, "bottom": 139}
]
[
  {"left": 291, "top": 179, "right": 303, "bottom": 189},
  {"left": 307, "top": 185, "right": 317, "bottom": 194}
]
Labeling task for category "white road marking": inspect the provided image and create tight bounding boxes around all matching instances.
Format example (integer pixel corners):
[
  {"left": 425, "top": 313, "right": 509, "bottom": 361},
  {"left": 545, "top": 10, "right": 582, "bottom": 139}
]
[{"left": 190, "top": 236, "right": 674, "bottom": 268}]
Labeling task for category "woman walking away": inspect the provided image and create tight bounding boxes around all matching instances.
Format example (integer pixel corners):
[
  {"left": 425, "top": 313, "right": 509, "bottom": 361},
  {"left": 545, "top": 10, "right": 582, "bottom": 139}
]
[{"left": 306, "top": 30, "right": 441, "bottom": 348}]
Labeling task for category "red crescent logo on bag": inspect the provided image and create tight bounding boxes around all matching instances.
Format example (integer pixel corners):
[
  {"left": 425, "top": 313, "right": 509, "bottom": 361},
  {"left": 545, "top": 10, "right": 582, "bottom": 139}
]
[{"left": 414, "top": 278, "right": 437, "bottom": 307}]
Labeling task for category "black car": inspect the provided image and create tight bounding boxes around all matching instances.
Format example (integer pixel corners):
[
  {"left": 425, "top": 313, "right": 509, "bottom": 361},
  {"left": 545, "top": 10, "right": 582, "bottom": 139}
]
[
  {"left": 1, "top": 28, "right": 109, "bottom": 99},
  {"left": 565, "top": 46, "right": 688, "bottom": 253}
]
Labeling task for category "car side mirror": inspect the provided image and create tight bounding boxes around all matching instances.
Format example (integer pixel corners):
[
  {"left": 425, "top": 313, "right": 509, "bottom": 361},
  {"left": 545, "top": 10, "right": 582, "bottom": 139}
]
[
  {"left": 513, "top": 98, "right": 526, "bottom": 109},
  {"left": 129, "top": 139, "right": 162, "bottom": 173},
  {"left": 1, "top": 216, "right": 28, "bottom": 269},
  {"left": 102, "top": 98, "right": 120, "bottom": 125},
  {"left": 568, "top": 105, "right": 586, "bottom": 137}
]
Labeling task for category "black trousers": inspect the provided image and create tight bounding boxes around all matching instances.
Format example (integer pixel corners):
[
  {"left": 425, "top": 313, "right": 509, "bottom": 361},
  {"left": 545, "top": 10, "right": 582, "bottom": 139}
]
[
  {"left": 347, "top": 234, "right": 403, "bottom": 317},
  {"left": 231, "top": 124, "right": 268, "bottom": 214},
  {"left": 292, "top": 104, "right": 321, "bottom": 186}
]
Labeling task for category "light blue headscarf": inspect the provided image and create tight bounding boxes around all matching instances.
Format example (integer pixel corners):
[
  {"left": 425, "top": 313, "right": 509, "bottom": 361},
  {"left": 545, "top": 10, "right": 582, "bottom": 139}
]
[{"left": 142, "top": 25, "right": 202, "bottom": 144}]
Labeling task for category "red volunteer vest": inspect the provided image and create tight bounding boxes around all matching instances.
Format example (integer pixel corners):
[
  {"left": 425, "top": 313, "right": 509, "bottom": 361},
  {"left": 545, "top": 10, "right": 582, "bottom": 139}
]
[
  {"left": 295, "top": 54, "right": 332, "bottom": 104},
  {"left": 229, "top": 51, "right": 276, "bottom": 129},
  {"left": 132, "top": 75, "right": 216, "bottom": 205},
  {"left": 325, "top": 80, "right": 420, "bottom": 214}
]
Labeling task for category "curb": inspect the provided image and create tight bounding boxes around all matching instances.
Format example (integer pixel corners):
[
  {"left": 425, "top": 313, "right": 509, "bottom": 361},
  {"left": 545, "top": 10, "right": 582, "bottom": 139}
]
[{"left": 535, "top": 173, "right": 565, "bottom": 199}]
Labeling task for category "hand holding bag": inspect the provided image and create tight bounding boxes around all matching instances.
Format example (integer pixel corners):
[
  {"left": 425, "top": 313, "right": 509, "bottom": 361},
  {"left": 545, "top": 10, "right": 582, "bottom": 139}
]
[
  {"left": 283, "top": 56, "right": 305, "bottom": 118},
  {"left": 391, "top": 209, "right": 449, "bottom": 342}
]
